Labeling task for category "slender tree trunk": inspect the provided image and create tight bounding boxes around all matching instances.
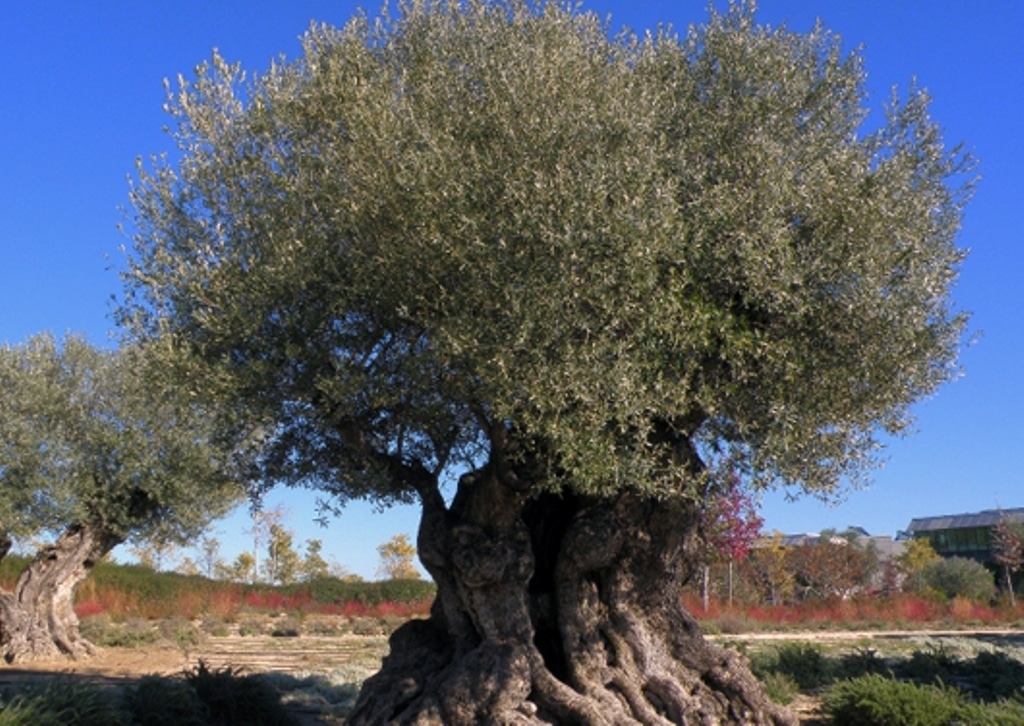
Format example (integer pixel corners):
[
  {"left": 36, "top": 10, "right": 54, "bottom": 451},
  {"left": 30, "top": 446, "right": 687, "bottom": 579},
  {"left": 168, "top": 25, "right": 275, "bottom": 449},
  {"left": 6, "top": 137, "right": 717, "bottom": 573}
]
[
  {"left": 1005, "top": 567, "right": 1016, "bottom": 609},
  {"left": 0, "top": 524, "right": 119, "bottom": 663},
  {"left": 702, "top": 565, "right": 710, "bottom": 613},
  {"left": 728, "top": 559, "right": 734, "bottom": 608},
  {"left": 349, "top": 470, "right": 794, "bottom": 725}
]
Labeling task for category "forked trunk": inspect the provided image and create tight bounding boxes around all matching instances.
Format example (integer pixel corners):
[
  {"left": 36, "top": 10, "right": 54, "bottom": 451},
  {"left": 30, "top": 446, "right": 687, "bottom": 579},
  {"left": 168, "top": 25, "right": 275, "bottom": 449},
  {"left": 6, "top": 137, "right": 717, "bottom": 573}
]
[
  {"left": 0, "top": 524, "right": 119, "bottom": 663},
  {"left": 349, "top": 472, "right": 794, "bottom": 725}
]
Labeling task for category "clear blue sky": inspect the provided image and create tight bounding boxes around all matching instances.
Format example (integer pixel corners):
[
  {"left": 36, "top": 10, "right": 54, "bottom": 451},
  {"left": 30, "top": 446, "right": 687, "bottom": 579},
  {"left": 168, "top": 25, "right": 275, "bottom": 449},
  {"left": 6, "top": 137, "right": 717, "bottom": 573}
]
[{"left": 2, "top": 2, "right": 1021, "bottom": 579}]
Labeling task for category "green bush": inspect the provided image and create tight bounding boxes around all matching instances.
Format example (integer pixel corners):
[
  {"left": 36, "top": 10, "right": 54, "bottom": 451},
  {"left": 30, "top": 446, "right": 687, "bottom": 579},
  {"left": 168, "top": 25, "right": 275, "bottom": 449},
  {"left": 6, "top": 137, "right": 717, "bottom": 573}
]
[
  {"left": 890, "top": 646, "right": 1024, "bottom": 703},
  {"left": 0, "top": 694, "right": 60, "bottom": 726},
  {"left": 824, "top": 674, "right": 1024, "bottom": 726},
  {"left": 270, "top": 617, "right": 303, "bottom": 637},
  {"left": 835, "top": 647, "right": 891, "bottom": 680},
  {"left": 296, "top": 577, "right": 435, "bottom": 605},
  {"left": 185, "top": 661, "right": 300, "bottom": 726},
  {"left": 237, "top": 618, "right": 266, "bottom": 636},
  {"left": 823, "top": 675, "right": 964, "bottom": 725},
  {"left": 750, "top": 643, "right": 831, "bottom": 690},
  {"left": 759, "top": 672, "right": 799, "bottom": 705},
  {"left": 920, "top": 557, "right": 996, "bottom": 602},
  {"left": 0, "top": 679, "right": 128, "bottom": 726},
  {"left": 126, "top": 676, "right": 208, "bottom": 726},
  {"left": 200, "top": 617, "right": 231, "bottom": 637},
  {"left": 79, "top": 616, "right": 161, "bottom": 648},
  {"left": 159, "top": 617, "right": 204, "bottom": 650}
]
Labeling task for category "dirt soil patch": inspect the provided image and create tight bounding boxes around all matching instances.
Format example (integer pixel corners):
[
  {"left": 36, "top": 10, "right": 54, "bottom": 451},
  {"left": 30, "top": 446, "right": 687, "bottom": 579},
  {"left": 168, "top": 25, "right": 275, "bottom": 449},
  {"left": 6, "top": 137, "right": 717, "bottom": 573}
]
[
  {"left": 0, "top": 633, "right": 390, "bottom": 725},
  {"left": 2, "top": 628, "right": 1021, "bottom": 724}
]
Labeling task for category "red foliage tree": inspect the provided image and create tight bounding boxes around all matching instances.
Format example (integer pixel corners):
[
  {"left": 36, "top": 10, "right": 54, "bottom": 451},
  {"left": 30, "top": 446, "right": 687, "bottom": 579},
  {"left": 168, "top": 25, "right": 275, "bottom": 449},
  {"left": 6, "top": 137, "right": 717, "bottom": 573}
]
[
  {"left": 992, "top": 515, "right": 1024, "bottom": 607},
  {"left": 701, "top": 467, "right": 764, "bottom": 607}
]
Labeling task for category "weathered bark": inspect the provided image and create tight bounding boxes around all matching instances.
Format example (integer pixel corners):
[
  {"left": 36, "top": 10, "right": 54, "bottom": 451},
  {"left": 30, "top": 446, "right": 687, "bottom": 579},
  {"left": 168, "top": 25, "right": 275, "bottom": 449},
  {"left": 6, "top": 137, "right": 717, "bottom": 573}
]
[
  {"left": 348, "top": 471, "right": 795, "bottom": 725},
  {"left": 0, "top": 524, "right": 119, "bottom": 663}
]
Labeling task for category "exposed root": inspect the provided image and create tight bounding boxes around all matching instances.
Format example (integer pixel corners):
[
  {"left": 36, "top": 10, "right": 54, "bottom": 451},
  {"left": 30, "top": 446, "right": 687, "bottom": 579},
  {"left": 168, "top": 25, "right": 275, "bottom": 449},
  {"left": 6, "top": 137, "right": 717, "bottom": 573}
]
[{"left": 349, "top": 480, "right": 795, "bottom": 725}]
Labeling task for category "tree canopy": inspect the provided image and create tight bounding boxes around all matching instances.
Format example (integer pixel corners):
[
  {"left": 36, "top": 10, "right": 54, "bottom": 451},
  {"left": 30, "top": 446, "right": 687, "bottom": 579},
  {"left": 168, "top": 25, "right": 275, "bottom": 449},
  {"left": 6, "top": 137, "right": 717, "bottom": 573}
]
[
  {"left": 0, "top": 333, "right": 243, "bottom": 551},
  {"left": 119, "top": 2, "right": 973, "bottom": 719},
  {"left": 122, "top": 0, "right": 970, "bottom": 512}
]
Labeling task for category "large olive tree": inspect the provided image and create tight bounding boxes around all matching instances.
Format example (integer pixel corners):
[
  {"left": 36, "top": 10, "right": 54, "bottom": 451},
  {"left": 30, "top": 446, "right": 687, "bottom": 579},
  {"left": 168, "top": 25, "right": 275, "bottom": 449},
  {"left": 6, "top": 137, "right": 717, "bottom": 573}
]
[
  {"left": 0, "top": 334, "right": 243, "bottom": 662},
  {"left": 121, "top": 2, "right": 971, "bottom": 722}
]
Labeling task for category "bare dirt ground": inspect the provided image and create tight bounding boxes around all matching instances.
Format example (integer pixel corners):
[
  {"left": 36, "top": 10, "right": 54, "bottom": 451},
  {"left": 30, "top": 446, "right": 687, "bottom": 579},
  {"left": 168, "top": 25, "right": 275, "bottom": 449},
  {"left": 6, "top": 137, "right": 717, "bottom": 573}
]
[
  {"left": 0, "top": 632, "right": 390, "bottom": 724},
  {"left": 1, "top": 627, "right": 1021, "bottom": 724}
]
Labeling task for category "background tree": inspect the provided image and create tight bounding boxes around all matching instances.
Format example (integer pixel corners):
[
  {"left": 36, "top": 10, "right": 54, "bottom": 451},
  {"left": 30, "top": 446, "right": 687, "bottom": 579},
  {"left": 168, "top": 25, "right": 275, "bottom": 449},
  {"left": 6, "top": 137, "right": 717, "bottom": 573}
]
[
  {"left": 263, "top": 522, "right": 301, "bottom": 586},
  {"left": 787, "top": 530, "right": 878, "bottom": 600},
  {"left": 216, "top": 551, "right": 256, "bottom": 584},
  {"left": 991, "top": 515, "right": 1024, "bottom": 607},
  {"left": 129, "top": 537, "right": 180, "bottom": 572},
  {"left": 745, "top": 532, "right": 796, "bottom": 606},
  {"left": 121, "top": 1, "right": 971, "bottom": 721},
  {"left": 0, "top": 334, "right": 244, "bottom": 661},
  {"left": 701, "top": 466, "right": 763, "bottom": 608},
  {"left": 377, "top": 534, "right": 420, "bottom": 581},
  {"left": 895, "top": 537, "right": 941, "bottom": 593},
  {"left": 920, "top": 556, "right": 995, "bottom": 603},
  {"left": 176, "top": 557, "right": 200, "bottom": 576},
  {"left": 299, "top": 539, "right": 331, "bottom": 582},
  {"left": 197, "top": 535, "right": 224, "bottom": 580}
]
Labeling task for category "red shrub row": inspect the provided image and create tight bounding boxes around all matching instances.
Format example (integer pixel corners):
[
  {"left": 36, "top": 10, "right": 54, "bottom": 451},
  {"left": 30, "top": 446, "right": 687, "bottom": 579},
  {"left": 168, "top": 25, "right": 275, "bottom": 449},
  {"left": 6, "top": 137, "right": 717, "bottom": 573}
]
[{"left": 685, "top": 592, "right": 1024, "bottom": 631}]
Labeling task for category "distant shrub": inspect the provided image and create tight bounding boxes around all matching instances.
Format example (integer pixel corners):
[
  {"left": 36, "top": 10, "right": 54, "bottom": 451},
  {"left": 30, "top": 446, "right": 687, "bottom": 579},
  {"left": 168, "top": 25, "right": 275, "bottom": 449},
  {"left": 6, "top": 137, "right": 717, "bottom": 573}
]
[
  {"left": 159, "top": 617, "right": 203, "bottom": 650},
  {"left": 79, "top": 616, "right": 161, "bottom": 648},
  {"left": 920, "top": 557, "right": 996, "bottom": 602},
  {"left": 200, "top": 617, "right": 231, "bottom": 637},
  {"left": 270, "top": 617, "right": 303, "bottom": 638},
  {"left": 237, "top": 619, "right": 266, "bottom": 637},
  {"left": 296, "top": 577, "right": 435, "bottom": 606}
]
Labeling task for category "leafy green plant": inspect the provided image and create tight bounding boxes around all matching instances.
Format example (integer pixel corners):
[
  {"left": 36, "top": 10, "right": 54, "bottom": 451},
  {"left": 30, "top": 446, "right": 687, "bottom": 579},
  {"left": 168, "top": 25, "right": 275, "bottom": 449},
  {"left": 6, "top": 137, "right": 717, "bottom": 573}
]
[
  {"left": 200, "top": 617, "right": 231, "bottom": 637},
  {"left": 759, "top": 672, "right": 799, "bottom": 706},
  {"left": 270, "top": 616, "right": 302, "bottom": 638},
  {"left": 185, "top": 661, "right": 299, "bottom": 726},
  {"left": 0, "top": 679, "right": 128, "bottom": 726},
  {"left": 835, "top": 647, "right": 891, "bottom": 680},
  {"left": 159, "top": 617, "right": 203, "bottom": 650},
  {"left": 0, "top": 693, "right": 60, "bottom": 726},
  {"left": 750, "top": 642, "right": 832, "bottom": 691},
  {"left": 79, "top": 616, "right": 161, "bottom": 648},
  {"left": 237, "top": 618, "right": 266, "bottom": 636},
  {"left": 823, "top": 674, "right": 965, "bottom": 725},
  {"left": 125, "top": 676, "right": 208, "bottom": 726},
  {"left": 823, "top": 674, "right": 1024, "bottom": 726},
  {"left": 920, "top": 556, "right": 996, "bottom": 602}
]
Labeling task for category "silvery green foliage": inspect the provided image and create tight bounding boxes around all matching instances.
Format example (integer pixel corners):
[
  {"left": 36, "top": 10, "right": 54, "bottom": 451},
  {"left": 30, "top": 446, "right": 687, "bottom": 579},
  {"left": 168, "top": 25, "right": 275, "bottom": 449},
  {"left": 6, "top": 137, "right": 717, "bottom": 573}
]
[
  {"left": 0, "top": 334, "right": 242, "bottom": 545},
  {"left": 123, "top": 1, "right": 972, "bottom": 504}
]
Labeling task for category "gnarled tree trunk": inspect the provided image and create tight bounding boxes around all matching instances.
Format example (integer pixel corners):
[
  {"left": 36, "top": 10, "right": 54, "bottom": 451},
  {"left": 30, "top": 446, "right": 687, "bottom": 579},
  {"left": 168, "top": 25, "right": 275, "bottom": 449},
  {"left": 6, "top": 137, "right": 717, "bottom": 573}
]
[
  {"left": 349, "top": 470, "right": 794, "bottom": 725},
  {"left": 0, "top": 524, "right": 119, "bottom": 663}
]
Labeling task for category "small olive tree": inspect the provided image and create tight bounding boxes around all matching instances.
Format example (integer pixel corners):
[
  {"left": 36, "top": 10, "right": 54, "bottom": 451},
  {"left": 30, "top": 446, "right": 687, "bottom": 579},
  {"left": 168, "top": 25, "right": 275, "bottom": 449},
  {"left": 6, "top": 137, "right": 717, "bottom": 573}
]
[
  {"left": 121, "top": 1, "right": 971, "bottom": 721},
  {"left": 0, "top": 334, "right": 244, "bottom": 661},
  {"left": 921, "top": 556, "right": 996, "bottom": 602}
]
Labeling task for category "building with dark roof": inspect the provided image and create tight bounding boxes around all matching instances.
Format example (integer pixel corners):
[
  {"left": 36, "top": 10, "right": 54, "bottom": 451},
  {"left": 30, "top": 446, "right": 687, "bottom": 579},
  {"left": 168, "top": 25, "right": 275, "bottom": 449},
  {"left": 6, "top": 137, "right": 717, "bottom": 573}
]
[{"left": 905, "top": 507, "right": 1024, "bottom": 561}]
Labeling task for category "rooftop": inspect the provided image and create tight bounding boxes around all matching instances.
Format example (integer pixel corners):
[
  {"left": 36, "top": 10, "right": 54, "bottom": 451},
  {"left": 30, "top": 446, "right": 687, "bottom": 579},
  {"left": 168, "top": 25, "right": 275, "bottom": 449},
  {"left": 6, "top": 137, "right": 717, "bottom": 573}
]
[{"left": 906, "top": 507, "right": 1024, "bottom": 533}]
